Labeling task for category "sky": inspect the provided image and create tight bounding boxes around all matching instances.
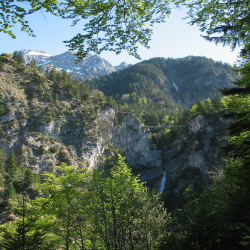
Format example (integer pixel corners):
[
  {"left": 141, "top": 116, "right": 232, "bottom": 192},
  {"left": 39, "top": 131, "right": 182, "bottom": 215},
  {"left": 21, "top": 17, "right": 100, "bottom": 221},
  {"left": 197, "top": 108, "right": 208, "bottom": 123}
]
[{"left": 0, "top": 6, "right": 240, "bottom": 67}]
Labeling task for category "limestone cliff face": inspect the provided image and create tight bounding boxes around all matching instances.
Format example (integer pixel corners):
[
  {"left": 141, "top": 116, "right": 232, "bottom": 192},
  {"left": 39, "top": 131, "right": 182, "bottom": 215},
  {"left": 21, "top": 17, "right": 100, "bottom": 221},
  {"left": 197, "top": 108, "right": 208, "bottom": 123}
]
[
  {"left": 1, "top": 104, "right": 163, "bottom": 188},
  {"left": 0, "top": 55, "right": 163, "bottom": 189},
  {"left": 161, "top": 114, "right": 230, "bottom": 210},
  {"left": 99, "top": 108, "right": 163, "bottom": 188},
  {"left": 0, "top": 56, "right": 230, "bottom": 195}
]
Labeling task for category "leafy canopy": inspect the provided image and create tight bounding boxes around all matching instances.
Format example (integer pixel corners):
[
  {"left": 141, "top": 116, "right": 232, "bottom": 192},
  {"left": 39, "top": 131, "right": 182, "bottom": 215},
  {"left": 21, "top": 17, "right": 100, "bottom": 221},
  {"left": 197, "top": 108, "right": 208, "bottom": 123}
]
[
  {"left": 1, "top": 0, "right": 170, "bottom": 60},
  {"left": 181, "top": 0, "right": 250, "bottom": 57}
]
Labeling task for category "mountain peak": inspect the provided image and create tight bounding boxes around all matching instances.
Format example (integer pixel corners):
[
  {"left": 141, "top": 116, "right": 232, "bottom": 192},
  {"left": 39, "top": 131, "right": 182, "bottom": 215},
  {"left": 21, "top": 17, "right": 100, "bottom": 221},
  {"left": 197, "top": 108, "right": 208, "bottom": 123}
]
[
  {"left": 22, "top": 50, "right": 131, "bottom": 79},
  {"left": 114, "top": 62, "right": 132, "bottom": 71}
]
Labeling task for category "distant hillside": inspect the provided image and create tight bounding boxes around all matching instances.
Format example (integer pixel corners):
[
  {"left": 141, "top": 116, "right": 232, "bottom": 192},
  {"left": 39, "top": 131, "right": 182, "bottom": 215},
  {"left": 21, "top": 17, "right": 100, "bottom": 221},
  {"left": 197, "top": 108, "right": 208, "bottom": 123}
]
[{"left": 85, "top": 56, "right": 236, "bottom": 108}]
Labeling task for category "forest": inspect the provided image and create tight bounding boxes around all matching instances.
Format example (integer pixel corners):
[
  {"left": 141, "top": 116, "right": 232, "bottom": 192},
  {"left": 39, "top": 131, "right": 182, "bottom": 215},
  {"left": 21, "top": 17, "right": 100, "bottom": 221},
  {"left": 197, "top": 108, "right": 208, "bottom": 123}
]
[
  {"left": 83, "top": 56, "right": 233, "bottom": 126},
  {"left": 0, "top": 0, "right": 250, "bottom": 248}
]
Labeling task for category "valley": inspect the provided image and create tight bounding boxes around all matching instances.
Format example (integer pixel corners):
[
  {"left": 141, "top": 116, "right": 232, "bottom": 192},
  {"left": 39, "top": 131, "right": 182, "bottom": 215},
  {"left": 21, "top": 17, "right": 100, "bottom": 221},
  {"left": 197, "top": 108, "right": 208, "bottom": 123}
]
[
  {"left": 0, "top": 50, "right": 234, "bottom": 197},
  {"left": 0, "top": 51, "right": 240, "bottom": 249}
]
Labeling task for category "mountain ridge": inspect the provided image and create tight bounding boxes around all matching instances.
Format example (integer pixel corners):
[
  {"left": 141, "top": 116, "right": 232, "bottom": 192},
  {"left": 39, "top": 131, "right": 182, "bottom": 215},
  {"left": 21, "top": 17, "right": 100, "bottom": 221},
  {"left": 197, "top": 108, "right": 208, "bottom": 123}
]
[
  {"left": 85, "top": 56, "right": 236, "bottom": 108},
  {"left": 21, "top": 50, "right": 132, "bottom": 79}
]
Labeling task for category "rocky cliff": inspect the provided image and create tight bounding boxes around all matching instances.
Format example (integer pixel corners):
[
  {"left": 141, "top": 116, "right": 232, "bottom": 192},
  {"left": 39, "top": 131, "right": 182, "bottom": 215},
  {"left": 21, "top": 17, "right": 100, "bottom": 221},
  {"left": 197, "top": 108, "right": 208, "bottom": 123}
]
[
  {"left": 161, "top": 113, "right": 230, "bottom": 210},
  {"left": 0, "top": 56, "right": 163, "bottom": 189},
  {"left": 0, "top": 55, "right": 230, "bottom": 196},
  {"left": 99, "top": 110, "right": 163, "bottom": 188}
]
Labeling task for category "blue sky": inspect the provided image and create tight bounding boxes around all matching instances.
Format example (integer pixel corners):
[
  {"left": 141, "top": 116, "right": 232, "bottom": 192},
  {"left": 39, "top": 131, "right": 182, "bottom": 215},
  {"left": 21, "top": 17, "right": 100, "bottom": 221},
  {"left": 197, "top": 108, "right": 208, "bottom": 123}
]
[{"left": 0, "top": 7, "right": 240, "bottom": 66}]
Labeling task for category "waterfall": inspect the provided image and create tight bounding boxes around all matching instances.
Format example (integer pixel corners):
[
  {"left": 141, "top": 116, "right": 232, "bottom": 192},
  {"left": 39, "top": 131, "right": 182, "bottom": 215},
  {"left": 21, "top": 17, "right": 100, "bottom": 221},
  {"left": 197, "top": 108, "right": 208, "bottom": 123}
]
[
  {"left": 158, "top": 171, "right": 166, "bottom": 193},
  {"left": 172, "top": 82, "right": 178, "bottom": 92}
]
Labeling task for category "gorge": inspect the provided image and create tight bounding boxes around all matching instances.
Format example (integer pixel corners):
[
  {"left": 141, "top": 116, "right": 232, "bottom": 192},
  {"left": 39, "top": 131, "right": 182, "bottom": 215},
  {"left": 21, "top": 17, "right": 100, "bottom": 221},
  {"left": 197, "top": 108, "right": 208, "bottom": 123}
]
[{"left": 0, "top": 52, "right": 232, "bottom": 207}]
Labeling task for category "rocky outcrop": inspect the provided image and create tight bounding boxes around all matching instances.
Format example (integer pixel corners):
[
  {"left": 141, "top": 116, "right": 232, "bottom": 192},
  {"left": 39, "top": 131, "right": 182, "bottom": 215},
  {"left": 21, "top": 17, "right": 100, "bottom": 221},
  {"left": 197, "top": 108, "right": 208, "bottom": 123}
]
[
  {"left": 99, "top": 108, "right": 163, "bottom": 188},
  {"left": 161, "top": 114, "right": 230, "bottom": 210},
  {"left": 0, "top": 55, "right": 163, "bottom": 189},
  {"left": 39, "top": 51, "right": 115, "bottom": 79},
  {"left": 22, "top": 50, "right": 51, "bottom": 65},
  {"left": 0, "top": 56, "right": 232, "bottom": 195}
]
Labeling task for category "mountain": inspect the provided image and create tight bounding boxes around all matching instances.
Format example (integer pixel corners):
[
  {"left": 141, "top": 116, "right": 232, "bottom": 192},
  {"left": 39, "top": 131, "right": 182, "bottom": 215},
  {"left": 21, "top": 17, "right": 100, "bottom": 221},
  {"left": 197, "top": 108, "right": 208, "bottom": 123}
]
[
  {"left": 0, "top": 55, "right": 162, "bottom": 191},
  {"left": 0, "top": 54, "right": 231, "bottom": 208},
  {"left": 85, "top": 56, "right": 236, "bottom": 108},
  {"left": 21, "top": 49, "right": 51, "bottom": 64},
  {"left": 114, "top": 62, "right": 132, "bottom": 71},
  {"left": 21, "top": 50, "right": 131, "bottom": 79}
]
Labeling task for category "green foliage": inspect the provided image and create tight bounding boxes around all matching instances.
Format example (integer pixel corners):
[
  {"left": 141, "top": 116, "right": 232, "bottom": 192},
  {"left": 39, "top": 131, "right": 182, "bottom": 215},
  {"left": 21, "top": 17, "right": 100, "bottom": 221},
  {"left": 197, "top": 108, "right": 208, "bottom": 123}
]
[
  {"left": 84, "top": 57, "right": 232, "bottom": 126},
  {"left": 49, "top": 66, "right": 57, "bottom": 82},
  {"left": 1, "top": 53, "right": 13, "bottom": 58},
  {"left": 0, "top": 101, "right": 7, "bottom": 115},
  {"left": 35, "top": 163, "right": 90, "bottom": 249},
  {"left": 0, "top": 158, "right": 167, "bottom": 249},
  {"left": 0, "top": 149, "right": 7, "bottom": 188},
  {"left": 63, "top": 0, "right": 171, "bottom": 60},
  {"left": 217, "top": 60, "right": 250, "bottom": 247},
  {"left": 150, "top": 127, "right": 182, "bottom": 149},
  {"left": 12, "top": 51, "right": 24, "bottom": 64},
  {"left": 4, "top": 181, "right": 17, "bottom": 204},
  {"left": 183, "top": 0, "right": 250, "bottom": 57},
  {"left": 30, "top": 59, "right": 37, "bottom": 69},
  {"left": 176, "top": 94, "right": 227, "bottom": 125},
  {"left": 0, "top": 148, "right": 7, "bottom": 170},
  {"left": 0, "top": 0, "right": 171, "bottom": 59},
  {"left": 24, "top": 169, "right": 33, "bottom": 189},
  {"left": 0, "top": 196, "right": 54, "bottom": 250},
  {"left": 163, "top": 0, "right": 250, "bottom": 246},
  {"left": 86, "top": 154, "right": 169, "bottom": 249},
  {"left": 6, "top": 151, "right": 20, "bottom": 178}
]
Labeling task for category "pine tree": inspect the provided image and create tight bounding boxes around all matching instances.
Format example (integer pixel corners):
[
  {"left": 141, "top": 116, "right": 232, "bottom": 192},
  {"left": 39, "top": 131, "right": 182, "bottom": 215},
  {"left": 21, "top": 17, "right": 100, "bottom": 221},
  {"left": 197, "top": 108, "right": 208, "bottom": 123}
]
[
  {"left": 49, "top": 67, "right": 57, "bottom": 82},
  {"left": 12, "top": 51, "right": 19, "bottom": 61},
  {"left": 4, "top": 181, "right": 17, "bottom": 204},
  {"left": 0, "top": 148, "right": 7, "bottom": 172},
  {"left": 24, "top": 169, "right": 33, "bottom": 189},
  {"left": 218, "top": 60, "right": 250, "bottom": 247},
  {"left": 12, "top": 51, "right": 24, "bottom": 64},
  {"left": 30, "top": 59, "right": 37, "bottom": 69},
  {"left": 0, "top": 196, "right": 54, "bottom": 250},
  {"left": 0, "top": 148, "right": 6, "bottom": 188},
  {"left": 6, "top": 151, "right": 19, "bottom": 177}
]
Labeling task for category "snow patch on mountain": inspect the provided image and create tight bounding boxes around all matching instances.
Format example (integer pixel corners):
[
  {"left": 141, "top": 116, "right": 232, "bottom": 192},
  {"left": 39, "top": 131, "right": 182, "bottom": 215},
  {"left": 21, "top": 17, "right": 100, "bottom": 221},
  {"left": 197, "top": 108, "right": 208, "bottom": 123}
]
[
  {"left": 21, "top": 49, "right": 132, "bottom": 80},
  {"left": 25, "top": 50, "right": 51, "bottom": 57}
]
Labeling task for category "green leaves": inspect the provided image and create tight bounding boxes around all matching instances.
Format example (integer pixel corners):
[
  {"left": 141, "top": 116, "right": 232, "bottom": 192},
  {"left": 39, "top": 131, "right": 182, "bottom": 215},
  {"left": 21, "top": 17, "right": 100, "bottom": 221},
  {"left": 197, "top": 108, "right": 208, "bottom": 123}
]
[
  {"left": 87, "top": 154, "right": 169, "bottom": 249},
  {"left": 1, "top": 0, "right": 171, "bottom": 59},
  {"left": 183, "top": 0, "right": 250, "bottom": 57},
  {"left": 0, "top": 156, "right": 169, "bottom": 249},
  {"left": 0, "top": 196, "right": 54, "bottom": 250}
]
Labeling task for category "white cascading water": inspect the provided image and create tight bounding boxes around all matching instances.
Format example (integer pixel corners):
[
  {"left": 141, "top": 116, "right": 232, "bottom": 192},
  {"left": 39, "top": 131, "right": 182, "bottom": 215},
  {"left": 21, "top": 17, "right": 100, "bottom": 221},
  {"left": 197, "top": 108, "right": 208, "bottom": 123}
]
[{"left": 158, "top": 171, "right": 166, "bottom": 193}]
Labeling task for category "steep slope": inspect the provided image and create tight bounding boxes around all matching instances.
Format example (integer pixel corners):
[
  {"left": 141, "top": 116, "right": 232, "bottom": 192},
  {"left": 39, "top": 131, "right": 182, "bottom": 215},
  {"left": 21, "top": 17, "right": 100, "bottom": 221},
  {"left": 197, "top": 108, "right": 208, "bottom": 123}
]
[
  {"left": 161, "top": 113, "right": 230, "bottom": 210},
  {"left": 85, "top": 61, "right": 185, "bottom": 126},
  {"left": 0, "top": 55, "right": 232, "bottom": 199},
  {"left": 0, "top": 56, "right": 163, "bottom": 189},
  {"left": 86, "top": 56, "right": 236, "bottom": 108}
]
